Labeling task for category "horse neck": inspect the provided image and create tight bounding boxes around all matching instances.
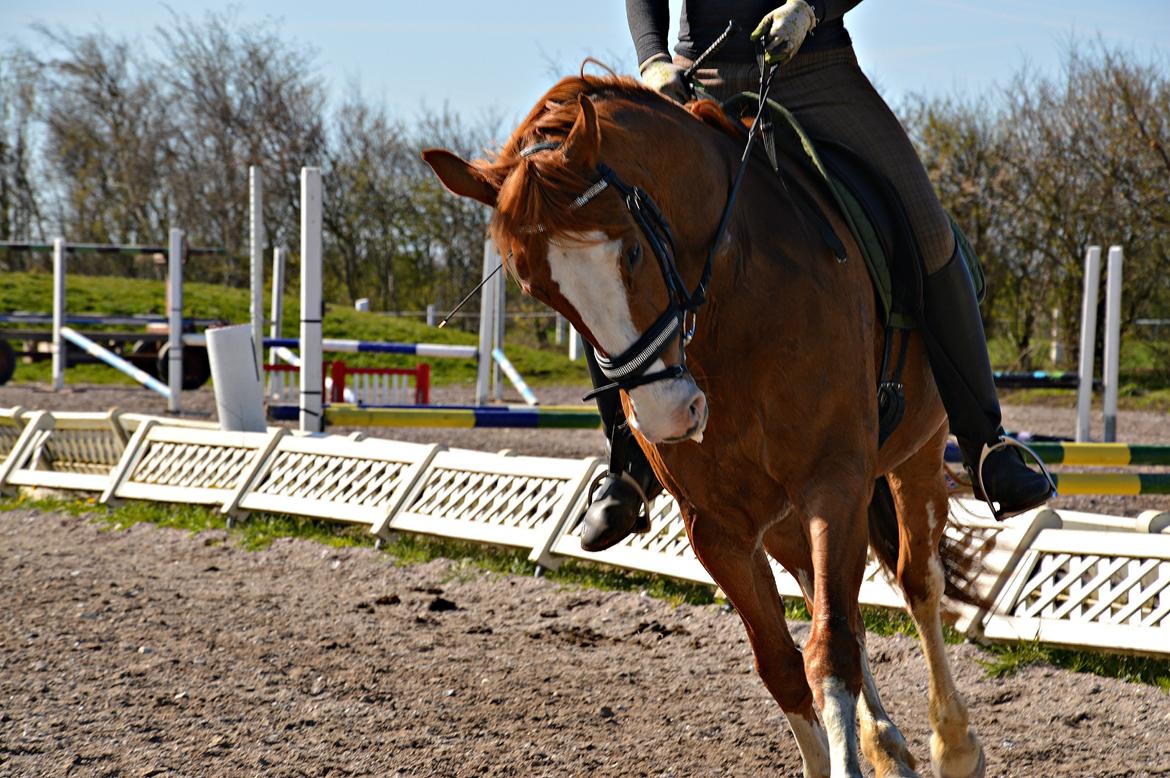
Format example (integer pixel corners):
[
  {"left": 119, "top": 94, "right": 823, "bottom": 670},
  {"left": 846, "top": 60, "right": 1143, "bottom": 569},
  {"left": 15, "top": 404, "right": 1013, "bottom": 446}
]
[{"left": 659, "top": 117, "right": 815, "bottom": 327}]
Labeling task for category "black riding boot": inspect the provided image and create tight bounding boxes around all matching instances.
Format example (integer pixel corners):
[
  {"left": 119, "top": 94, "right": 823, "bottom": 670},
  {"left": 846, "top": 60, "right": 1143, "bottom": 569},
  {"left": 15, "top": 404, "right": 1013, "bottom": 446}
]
[
  {"left": 922, "top": 250, "right": 1055, "bottom": 519},
  {"left": 579, "top": 347, "right": 662, "bottom": 552}
]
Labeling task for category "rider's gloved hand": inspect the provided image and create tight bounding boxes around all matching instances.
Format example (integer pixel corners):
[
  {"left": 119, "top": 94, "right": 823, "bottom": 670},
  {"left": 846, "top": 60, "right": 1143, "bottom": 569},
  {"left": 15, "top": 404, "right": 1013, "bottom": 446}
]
[
  {"left": 639, "top": 55, "right": 691, "bottom": 103},
  {"left": 751, "top": 0, "right": 818, "bottom": 66}
]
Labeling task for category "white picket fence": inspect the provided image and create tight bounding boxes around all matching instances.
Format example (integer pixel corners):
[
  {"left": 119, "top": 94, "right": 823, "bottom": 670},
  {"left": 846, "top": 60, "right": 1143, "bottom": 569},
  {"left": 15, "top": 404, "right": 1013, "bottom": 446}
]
[{"left": 1, "top": 405, "right": 1167, "bottom": 657}]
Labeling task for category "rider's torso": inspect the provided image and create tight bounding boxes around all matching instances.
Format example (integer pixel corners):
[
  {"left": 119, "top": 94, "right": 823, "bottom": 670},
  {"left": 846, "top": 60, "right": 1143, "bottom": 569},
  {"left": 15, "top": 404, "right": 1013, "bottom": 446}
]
[{"left": 675, "top": 0, "right": 851, "bottom": 63}]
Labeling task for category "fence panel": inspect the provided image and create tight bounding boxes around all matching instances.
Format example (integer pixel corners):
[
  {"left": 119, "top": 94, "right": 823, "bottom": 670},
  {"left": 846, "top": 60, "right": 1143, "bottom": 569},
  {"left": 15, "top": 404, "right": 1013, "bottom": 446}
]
[
  {"left": 105, "top": 425, "right": 281, "bottom": 509},
  {"left": 3, "top": 410, "right": 128, "bottom": 492},
  {"left": 982, "top": 529, "right": 1170, "bottom": 655},
  {"left": 386, "top": 448, "right": 599, "bottom": 567},
  {"left": 238, "top": 435, "right": 439, "bottom": 527}
]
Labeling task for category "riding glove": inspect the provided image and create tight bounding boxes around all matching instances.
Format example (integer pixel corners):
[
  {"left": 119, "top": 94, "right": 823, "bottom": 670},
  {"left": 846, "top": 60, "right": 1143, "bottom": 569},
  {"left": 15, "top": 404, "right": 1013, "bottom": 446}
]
[
  {"left": 639, "top": 55, "right": 691, "bottom": 103},
  {"left": 751, "top": 0, "right": 818, "bottom": 65}
]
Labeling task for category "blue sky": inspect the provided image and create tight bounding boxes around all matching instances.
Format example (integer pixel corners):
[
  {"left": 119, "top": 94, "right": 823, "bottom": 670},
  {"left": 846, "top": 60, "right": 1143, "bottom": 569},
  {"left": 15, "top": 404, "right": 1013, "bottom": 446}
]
[{"left": 3, "top": 0, "right": 1167, "bottom": 125}]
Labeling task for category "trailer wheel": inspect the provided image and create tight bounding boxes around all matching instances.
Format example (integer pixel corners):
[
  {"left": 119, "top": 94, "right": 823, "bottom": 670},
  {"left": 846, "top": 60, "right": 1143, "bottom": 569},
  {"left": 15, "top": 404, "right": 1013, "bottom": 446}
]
[
  {"left": 157, "top": 343, "right": 212, "bottom": 390},
  {"left": 129, "top": 341, "right": 162, "bottom": 379},
  {"left": 0, "top": 338, "right": 14, "bottom": 386}
]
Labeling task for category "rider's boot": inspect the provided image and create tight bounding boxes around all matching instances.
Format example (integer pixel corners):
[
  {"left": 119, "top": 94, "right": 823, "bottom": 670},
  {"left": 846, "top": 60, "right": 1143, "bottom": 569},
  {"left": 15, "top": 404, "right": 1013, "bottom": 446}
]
[
  {"left": 579, "top": 347, "right": 663, "bottom": 552},
  {"left": 922, "top": 249, "right": 1056, "bottom": 520}
]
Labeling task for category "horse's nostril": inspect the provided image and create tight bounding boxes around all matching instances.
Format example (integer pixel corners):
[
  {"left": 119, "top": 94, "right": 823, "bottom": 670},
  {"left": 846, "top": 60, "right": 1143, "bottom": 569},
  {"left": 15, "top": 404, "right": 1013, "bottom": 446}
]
[{"left": 688, "top": 394, "right": 707, "bottom": 423}]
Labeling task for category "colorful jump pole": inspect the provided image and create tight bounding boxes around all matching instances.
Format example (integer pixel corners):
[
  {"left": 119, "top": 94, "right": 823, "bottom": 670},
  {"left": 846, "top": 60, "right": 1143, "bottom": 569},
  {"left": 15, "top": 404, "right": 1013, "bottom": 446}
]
[
  {"left": 325, "top": 404, "right": 600, "bottom": 430},
  {"left": 260, "top": 337, "right": 477, "bottom": 359},
  {"left": 1052, "top": 473, "right": 1170, "bottom": 496},
  {"left": 1020, "top": 442, "right": 1170, "bottom": 467}
]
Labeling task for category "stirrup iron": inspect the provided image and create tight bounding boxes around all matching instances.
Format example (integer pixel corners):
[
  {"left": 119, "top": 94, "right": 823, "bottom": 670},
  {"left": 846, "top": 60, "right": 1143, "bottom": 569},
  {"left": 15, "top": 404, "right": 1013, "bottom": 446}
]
[
  {"left": 974, "top": 435, "right": 1057, "bottom": 521},
  {"left": 586, "top": 470, "right": 653, "bottom": 535}
]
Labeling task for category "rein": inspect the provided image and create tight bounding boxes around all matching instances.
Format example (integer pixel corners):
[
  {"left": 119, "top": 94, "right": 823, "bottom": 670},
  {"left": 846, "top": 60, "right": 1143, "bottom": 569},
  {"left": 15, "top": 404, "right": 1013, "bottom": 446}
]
[{"left": 525, "top": 47, "right": 782, "bottom": 402}]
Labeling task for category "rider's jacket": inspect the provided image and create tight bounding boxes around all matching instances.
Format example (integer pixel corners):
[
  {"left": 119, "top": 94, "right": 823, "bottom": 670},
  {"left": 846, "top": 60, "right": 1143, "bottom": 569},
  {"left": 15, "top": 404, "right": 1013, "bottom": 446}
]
[{"left": 627, "top": 0, "right": 860, "bottom": 66}]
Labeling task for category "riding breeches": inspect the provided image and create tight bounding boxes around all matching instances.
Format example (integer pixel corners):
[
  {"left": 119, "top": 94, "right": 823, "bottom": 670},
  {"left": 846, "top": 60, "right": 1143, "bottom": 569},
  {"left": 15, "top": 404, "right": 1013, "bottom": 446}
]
[{"left": 676, "top": 46, "right": 956, "bottom": 275}]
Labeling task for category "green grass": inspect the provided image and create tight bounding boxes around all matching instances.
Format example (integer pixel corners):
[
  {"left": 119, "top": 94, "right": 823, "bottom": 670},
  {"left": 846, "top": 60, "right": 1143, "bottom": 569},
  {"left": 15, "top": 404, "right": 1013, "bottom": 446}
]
[
  {"left": 979, "top": 640, "right": 1170, "bottom": 691},
  {"left": 4, "top": 492, "right": 1167, "bottom": 690},
  {"left": 0, "top": 271, "right": 587, "bottom": 388}
]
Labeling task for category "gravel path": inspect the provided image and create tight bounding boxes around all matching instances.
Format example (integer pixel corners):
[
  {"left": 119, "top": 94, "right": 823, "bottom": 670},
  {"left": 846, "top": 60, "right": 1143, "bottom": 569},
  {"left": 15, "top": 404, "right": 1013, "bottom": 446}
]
[{"left": 2, "top": 509, "right": 1168, "bottom": 777}]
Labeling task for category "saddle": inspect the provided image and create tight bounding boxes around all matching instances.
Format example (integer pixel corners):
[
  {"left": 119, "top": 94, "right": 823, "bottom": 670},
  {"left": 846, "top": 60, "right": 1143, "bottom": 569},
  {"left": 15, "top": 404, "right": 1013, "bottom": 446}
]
[
  {"left": 722, "top": 92, "right": 987, "bottom": 445},
  {"left": 721, "top": 93, "right": 986, "bottom": 330}
]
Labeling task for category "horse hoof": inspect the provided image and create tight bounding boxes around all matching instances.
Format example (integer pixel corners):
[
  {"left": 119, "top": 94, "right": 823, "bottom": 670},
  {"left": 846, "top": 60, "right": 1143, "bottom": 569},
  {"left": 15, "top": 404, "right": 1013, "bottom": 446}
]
[
  {"left": 931, "top": 749, "right": 985, "bottom": 778},
  {"left": 931, "top": 733, "right": 985, "bottom": 778}
]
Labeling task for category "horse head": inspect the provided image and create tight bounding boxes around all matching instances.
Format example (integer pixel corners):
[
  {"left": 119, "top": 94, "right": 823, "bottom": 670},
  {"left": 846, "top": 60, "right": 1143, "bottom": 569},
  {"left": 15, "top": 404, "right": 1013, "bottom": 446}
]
[{"left": 423, "top": 74, "right": 742, "bottom": 444}]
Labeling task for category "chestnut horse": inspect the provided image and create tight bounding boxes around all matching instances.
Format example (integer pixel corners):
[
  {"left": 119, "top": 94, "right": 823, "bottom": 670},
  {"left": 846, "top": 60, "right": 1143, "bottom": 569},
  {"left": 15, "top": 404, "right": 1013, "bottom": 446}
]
[{"left": 424, "top": 74, "right": 986, "bottom": 778}]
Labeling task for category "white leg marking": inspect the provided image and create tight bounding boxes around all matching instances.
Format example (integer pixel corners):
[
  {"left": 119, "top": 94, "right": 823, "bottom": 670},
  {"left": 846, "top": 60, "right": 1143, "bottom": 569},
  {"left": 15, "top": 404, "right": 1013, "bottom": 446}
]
[
  {"left": 786, "top": 711, "right": 832, "bottom": 778},
  {"left": 907, "top": 498, "right": 983, "bottom": 778},
  {"left": 856, "top": 637, "right": 918, "bottom": 777},
  {"left": 820, "top": 677, "right": 863, "bottom": 777}
]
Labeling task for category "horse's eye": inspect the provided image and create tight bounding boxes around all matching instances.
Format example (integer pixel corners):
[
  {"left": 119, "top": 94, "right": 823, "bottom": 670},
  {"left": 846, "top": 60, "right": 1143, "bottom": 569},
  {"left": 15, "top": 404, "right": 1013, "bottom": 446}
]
[{"left": 625, "top": 243, "right": 642, "bottom": 272}]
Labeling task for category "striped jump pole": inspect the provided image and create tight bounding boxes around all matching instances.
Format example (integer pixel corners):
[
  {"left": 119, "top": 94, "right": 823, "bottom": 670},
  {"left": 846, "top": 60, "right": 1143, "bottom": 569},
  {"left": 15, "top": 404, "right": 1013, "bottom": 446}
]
[
  {"left": 945, "top": 441, "right": 1170, "bottom": 467},
  {"left": 1021, "top": 442, "right": 1170, "bottom": 467},
  {"left": 59, "top": 327, "right": 171, "bottom": 399},
  {"left": 944, "top": 440, "right": 1170, "bottom": 495},
  {"left": 1051, "top": 473, "right": 1170, "bottom": 496},
  {"left": 491, "top": 348, "right": 538, "bottom": 406},
  {"left": 261, "top": 337, "right": 478, "bottom": 360},
  {"left": 325, "top": 404, "right": 600, "bottom": 430}
]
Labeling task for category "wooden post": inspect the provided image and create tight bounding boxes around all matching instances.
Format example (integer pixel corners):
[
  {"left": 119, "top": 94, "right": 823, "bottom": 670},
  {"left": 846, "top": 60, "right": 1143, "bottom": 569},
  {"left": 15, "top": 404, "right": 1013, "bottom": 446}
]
[
  {"left": 475, "top": 239, "right": 495, "bottom": 406},
  {"left": 300, "top": 168, "right": 323, "bottom": 433},
  {"left": 1102, "top": 246, "right": 1123, "bottom": 443},
  {"left": 269, "top": 247, "right": 286, "bottom": 365},
  {"left": 51, "top": 237, "right": 66, "bottom": 390},
  {"left": 167, "top": 228, "right": 184, "bottom": 414},
  {"left": 250, "top": 167, "right": 265, "bottom": 378},
  {"left": 1075, "top": 246, "right": 1101, "bottom": 442}
]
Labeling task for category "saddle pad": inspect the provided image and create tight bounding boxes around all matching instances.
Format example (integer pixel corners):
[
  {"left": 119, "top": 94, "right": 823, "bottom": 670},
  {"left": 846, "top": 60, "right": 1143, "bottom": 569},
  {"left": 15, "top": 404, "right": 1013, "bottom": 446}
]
[{"left": 722, "top": 92, "right": 985, "bottom": 328}]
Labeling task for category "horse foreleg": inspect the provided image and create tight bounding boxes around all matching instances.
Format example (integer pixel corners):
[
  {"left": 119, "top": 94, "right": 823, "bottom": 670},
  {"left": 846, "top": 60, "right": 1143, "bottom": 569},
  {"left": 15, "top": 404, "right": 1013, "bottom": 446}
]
[
  {"left": 691, "top": 518, "right": 831, "bottom": 778},
  {"left": 855, "top": 626, "right": 921, "bottom": 777},
  {"left": 801, "top": 478, "right": 872, "bottom": 778},
  {"left": 888, "top": 440, "right": 986, "bottom": 778},
  {"left": 764, "top": 522, "right": 918, "bottom": 778}
]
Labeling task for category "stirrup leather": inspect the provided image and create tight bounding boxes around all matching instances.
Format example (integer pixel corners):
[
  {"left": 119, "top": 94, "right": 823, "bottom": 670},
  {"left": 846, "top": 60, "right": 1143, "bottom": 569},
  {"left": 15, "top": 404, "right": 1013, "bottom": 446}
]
[
  {"left": 586, "top": 470, "right": 654, "bottom": 535},
  {"left": 974, "top": 434, "right": 1058, "bottom": 521}
]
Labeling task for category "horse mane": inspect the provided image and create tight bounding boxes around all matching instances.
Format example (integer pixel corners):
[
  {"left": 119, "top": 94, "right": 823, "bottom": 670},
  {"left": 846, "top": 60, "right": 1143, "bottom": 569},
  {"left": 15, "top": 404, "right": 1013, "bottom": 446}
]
[{"left": 480, "top": 65, "right": 744, "bottom": 262}]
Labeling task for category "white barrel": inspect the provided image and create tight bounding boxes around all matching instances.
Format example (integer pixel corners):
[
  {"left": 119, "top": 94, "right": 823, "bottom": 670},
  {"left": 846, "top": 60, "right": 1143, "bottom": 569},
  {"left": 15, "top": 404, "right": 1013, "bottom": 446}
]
[{"left": 206, "top": 324, "right": 266, "bottom": 432}]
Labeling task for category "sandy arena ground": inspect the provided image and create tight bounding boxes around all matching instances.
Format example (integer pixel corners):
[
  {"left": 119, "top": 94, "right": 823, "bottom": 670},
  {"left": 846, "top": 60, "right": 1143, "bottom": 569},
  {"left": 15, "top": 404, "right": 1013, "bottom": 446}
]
[{"left": 1, "top": 382, "right": 1168, "bottom": 776}]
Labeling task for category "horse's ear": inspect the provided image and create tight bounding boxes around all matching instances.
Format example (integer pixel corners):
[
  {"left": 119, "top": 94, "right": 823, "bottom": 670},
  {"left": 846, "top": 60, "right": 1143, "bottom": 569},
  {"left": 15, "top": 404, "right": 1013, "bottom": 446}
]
[
  {"left": 421, "top": 148, "right": 498, "bottom": 208},
  {"left": 562, "top": 95, "right": 600, "bottom": 169}
]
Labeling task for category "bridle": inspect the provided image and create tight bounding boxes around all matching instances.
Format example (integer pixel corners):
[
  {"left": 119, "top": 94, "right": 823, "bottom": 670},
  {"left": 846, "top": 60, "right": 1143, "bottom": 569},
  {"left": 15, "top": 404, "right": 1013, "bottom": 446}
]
[{"left": 519, "top": 51, "right": 783, "bottom": 402}]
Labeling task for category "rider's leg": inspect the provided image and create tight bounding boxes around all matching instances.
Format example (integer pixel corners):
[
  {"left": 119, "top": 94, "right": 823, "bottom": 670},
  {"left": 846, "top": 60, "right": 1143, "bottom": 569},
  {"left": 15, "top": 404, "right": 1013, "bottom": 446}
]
[
  {"left": 579, "top": 346, "right": 662, "bottom": 552},
  {"left": 920, "top": 248, "right": 1054, "bottom": 516},
  {"left": 769, "top": 46, "right": 1054, "bottom": 518}
]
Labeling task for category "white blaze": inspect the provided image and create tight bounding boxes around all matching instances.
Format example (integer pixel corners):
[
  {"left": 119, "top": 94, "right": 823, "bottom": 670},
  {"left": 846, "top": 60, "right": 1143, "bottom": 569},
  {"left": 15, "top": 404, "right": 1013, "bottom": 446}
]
[{"left": 546, "top": 232, "right": 707, "bottom": 444}]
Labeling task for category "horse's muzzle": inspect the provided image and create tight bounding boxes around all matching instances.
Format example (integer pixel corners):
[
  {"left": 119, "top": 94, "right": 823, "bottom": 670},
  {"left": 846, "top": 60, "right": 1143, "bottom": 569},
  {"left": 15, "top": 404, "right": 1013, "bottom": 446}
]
[{"left": 628, "top": 375, "right": 708, "bottom": 445}]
